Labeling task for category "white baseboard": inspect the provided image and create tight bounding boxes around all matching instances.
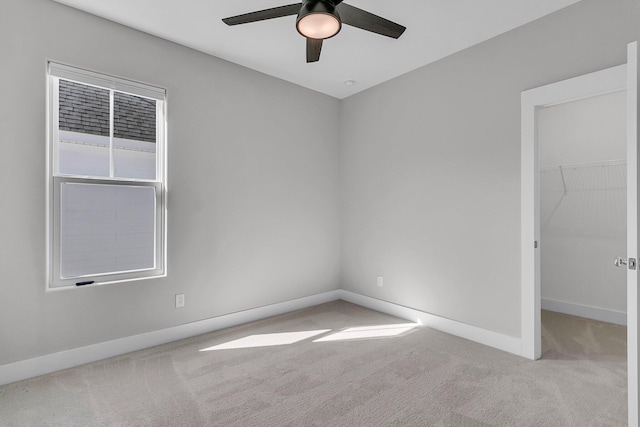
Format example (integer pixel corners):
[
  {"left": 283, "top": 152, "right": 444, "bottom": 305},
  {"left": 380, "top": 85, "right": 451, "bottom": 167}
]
[
  {"left": 1, "top": 289, "right": 526, "bottom": 386},
  {"left": 541, "top": 298, "right": 627, "bottom": 326},
  {"left": 0, "top": 290, "right": 342, "bottom": 386},
  {"left": 338, "top": 290, "right": 522, "bottom": 357}
]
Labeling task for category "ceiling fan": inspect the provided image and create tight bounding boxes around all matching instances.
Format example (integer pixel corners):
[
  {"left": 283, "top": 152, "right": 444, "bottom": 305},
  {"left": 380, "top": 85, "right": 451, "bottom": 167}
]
[{"left": 222, "top": 0, "right": 406, "bottom": 63}]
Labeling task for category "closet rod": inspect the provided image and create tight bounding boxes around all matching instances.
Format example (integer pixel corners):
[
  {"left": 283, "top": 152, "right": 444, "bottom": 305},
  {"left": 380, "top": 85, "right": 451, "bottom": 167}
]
[{"left": 540, "top": 159, "right": 626, "bottom": 173}]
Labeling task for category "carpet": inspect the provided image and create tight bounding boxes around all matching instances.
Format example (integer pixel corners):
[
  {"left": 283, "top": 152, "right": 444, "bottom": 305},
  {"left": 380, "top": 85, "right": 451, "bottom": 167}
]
[{"left": 0, "top": 301, "right": 627, "bottom": 426}]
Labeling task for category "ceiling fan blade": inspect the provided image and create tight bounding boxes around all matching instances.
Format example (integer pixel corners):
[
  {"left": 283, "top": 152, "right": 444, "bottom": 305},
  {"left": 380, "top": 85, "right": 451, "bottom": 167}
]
[
  {"left": 335, "top": 3, "right": 406, "bottom": 39},
  {"left": 222, "top": 3, "right": 301, "bottom": 26},
  {"left": 306, "top": 38, "right": 323, "bottom": 63}
]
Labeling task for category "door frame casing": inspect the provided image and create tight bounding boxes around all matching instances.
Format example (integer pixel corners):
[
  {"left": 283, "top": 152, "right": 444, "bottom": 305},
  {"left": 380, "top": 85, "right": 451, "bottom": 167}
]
[{"left": 520, "top": 64, "right": 627, "bottom": 360}]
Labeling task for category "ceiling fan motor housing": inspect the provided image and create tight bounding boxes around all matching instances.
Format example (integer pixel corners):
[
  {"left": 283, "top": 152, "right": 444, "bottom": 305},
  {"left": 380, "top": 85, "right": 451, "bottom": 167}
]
[{"left": 296, "top": 0, "right": 342, "bottom": 40}]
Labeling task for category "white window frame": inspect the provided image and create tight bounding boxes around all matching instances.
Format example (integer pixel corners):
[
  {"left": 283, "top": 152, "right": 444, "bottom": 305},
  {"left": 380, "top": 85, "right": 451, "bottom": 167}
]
[{"left": 46, "top": 62, "right": 167, "bottom": 289}]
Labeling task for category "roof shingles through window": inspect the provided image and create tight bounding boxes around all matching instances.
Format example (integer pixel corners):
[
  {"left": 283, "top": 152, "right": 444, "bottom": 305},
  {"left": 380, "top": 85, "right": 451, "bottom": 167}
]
[{"left": 58, "top": 79, "right": 156, "bottom": 143}]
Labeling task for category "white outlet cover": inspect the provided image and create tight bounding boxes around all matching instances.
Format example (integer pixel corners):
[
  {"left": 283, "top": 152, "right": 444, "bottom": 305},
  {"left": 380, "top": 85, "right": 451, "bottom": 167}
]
[
  {"left": 377, "top": 276, "right": 384, "bottom": 287},
  {"left": 175, "top": 294, "right": 185, "bottom": 308}
]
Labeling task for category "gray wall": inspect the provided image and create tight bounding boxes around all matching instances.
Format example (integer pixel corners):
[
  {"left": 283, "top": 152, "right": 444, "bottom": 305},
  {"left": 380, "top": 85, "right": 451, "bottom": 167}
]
[
  {"left": 0, "top": 0, "right": 341, "bottom": 365},
  {"left": 340, "top": 0, "right": 640, "bottom": 337}
]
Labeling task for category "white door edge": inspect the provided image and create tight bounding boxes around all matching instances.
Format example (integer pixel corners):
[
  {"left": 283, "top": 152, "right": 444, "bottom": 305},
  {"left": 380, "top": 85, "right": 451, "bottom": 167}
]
[{"left": 626, "top": 41, "right": 639, "bottom": 427}]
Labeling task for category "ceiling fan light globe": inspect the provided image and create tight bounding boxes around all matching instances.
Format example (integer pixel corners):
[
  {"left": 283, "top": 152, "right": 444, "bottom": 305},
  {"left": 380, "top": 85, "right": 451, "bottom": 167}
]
[{"left": 297, "top": 13, "right": 341, "bottom": 39}]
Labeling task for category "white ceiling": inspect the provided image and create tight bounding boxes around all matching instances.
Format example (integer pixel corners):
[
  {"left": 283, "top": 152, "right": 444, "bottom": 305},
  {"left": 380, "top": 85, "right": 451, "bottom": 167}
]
[{"left": 52, "top": 0, "right": 582, "bottom": 99}]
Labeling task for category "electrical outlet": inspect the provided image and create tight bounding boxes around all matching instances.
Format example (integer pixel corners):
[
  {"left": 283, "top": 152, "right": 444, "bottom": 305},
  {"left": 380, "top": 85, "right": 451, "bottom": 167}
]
[
  {"left": 175, "top": 293, "right": 185, "bottom": 308},
  {"left": 377, "top": 276, "right": 384, "bottom": 287}
]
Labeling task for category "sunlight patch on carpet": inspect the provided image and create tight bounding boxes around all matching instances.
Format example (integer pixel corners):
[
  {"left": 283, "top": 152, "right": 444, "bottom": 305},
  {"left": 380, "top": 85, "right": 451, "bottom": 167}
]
[
  {"left": 199, "top": 330, "right": 331, "bottom": 351},
  {"left": 313, "top": 323, "right": 419, "bottom": 342}
]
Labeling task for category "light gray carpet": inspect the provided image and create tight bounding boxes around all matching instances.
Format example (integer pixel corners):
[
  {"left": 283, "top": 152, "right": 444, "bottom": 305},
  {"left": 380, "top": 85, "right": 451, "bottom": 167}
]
[{"left": 0, "top": 301, "right": 627, "bottom": 426}]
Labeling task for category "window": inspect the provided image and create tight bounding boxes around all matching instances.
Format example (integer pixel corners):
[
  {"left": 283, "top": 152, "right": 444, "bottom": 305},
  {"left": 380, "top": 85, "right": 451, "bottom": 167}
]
[{"left": 47, "top": 62, "right": 166, "bottom": 288}]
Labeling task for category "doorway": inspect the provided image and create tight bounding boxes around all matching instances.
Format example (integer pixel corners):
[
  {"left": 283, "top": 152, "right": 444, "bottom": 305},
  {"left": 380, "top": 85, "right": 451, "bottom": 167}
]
[
  {"left": 537, "top": 90, "right": 627, "bottom": 359},
  {"left": 520, "top": 64, "right": 627, "bottom": 360},
  {"left": 538, "top": 91, "right": 627, "bottom": 326}
]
